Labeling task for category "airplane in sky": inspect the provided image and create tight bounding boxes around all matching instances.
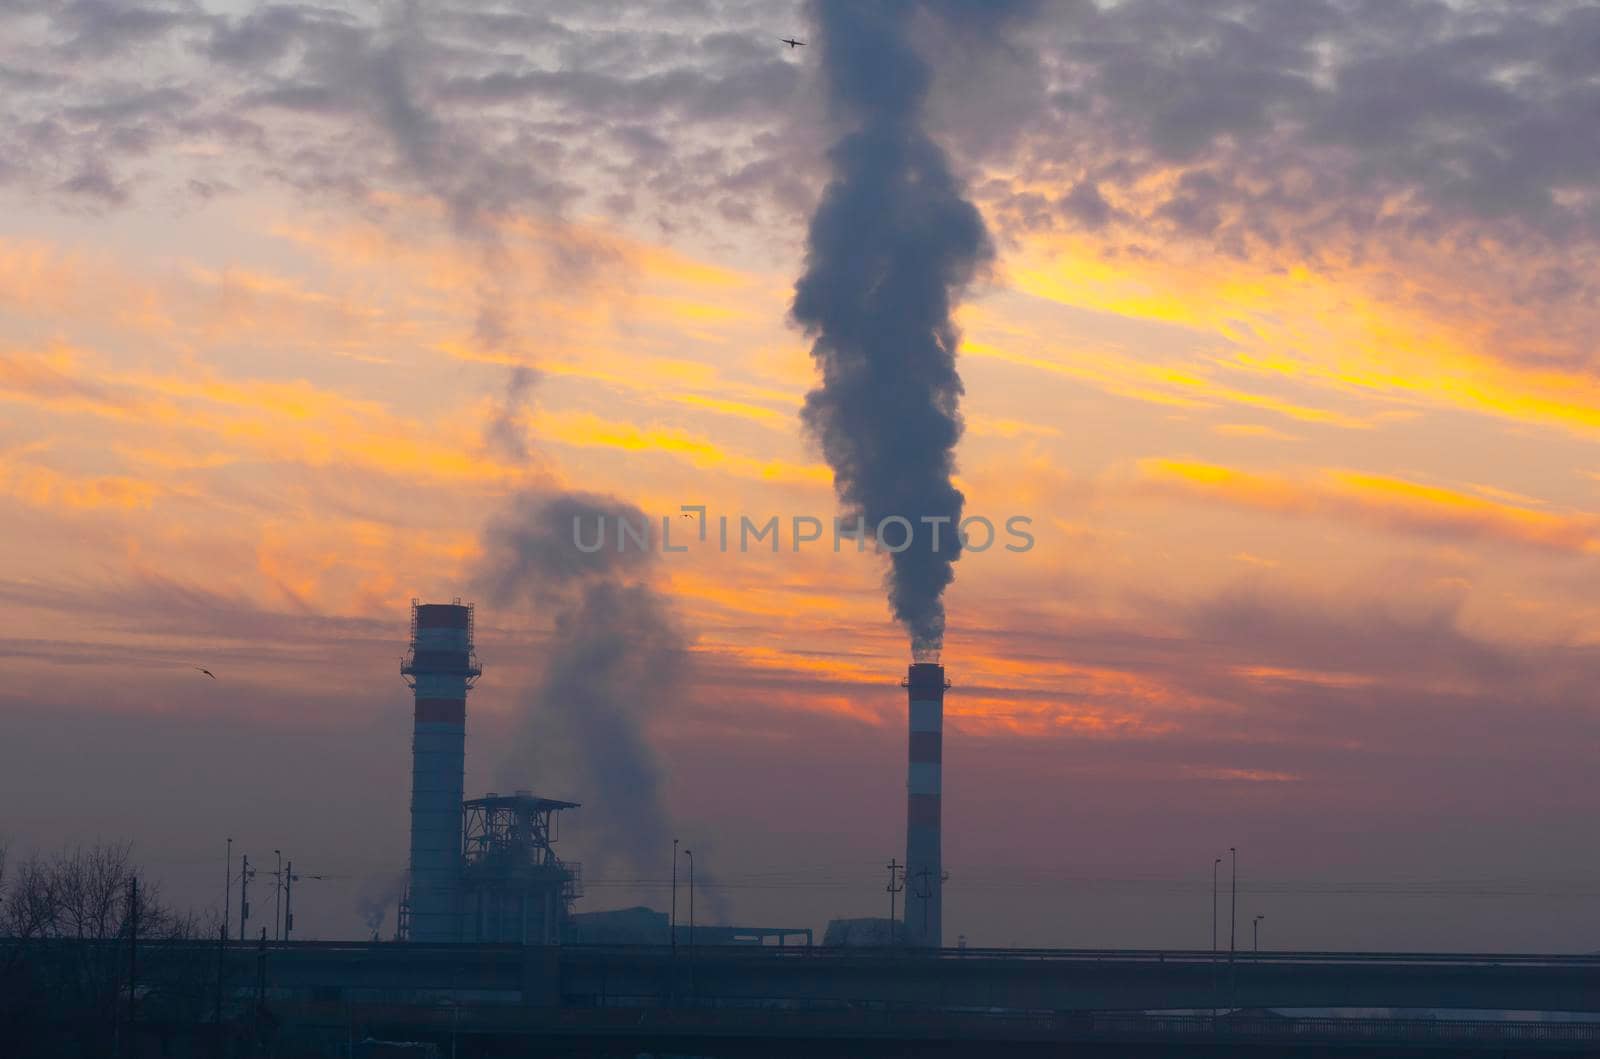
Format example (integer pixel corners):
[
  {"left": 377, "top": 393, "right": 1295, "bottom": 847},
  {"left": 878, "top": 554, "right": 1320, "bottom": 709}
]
[{"left": 781, "top": 37, "right": 806, "bottom": 48}]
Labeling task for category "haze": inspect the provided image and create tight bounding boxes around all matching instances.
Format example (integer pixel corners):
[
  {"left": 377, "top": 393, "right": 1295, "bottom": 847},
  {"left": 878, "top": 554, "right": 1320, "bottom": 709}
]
[{"left": 4, "top": 0, "right": 1600, "bottom": 954}]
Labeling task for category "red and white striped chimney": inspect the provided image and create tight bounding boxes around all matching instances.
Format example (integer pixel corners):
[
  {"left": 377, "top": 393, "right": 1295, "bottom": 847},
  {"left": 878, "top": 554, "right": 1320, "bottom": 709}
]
[
  {"left": 904, "top": 661, "right": 945, "bottom": 947},
  {"left": 401, "top": 601, "right": 481, "bottom": 943}
]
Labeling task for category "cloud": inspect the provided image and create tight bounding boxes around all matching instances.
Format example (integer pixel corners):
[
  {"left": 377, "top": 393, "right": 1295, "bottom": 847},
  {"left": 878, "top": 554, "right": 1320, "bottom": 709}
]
[
  {"left": 1212, "top": 423, "right": 1302, "bottom": 442},
  {"left": 1016, "top": 0, "right": 1600, "bottom": 243},
  {"left": 974, "top": 0, "right": 1600, "bottom": 398},
  {"left": 0, "top": 1, "right": 812, "bottom": 230},
  {"left": 0, "top": 452, "right": 166, "bottom": 511},
  {"left": 1139, "top": 458, "right": 1600, "bottom": 554}
]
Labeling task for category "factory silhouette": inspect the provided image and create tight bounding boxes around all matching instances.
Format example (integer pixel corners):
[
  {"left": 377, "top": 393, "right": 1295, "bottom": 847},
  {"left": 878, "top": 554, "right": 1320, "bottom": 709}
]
[{"left": 395, "top": 599, "right": 940, "bottom": 948}]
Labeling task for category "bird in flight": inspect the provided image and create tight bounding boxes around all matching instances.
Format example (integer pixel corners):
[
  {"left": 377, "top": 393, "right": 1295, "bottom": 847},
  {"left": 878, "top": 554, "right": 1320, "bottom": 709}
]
[
  {"left": 195, "top": 666, "right": 217, "bottom": 679},
  {"left": 781, "top": 37, "right": 806, "bottom": 48}
]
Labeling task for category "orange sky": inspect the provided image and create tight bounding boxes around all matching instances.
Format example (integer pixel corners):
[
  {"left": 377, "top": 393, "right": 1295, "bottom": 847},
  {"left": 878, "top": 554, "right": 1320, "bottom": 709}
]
[{"left": 5, "top": 0, "right": 1600, "bottom": 951}]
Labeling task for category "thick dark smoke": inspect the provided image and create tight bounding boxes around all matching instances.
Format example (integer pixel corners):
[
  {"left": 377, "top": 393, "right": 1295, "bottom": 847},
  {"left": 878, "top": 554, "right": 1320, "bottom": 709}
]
[
  {"left": 793, "top": 0, "right": 1032, "bottom": 661},
  {"left": 480, "top": 492, "right": 687, "bottom": 877}
]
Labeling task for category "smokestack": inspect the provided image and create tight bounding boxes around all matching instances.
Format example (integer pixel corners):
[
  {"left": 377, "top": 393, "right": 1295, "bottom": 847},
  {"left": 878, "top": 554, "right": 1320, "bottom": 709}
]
[
  {"left": 401, "top": 600, "right": 481, "bottom": 942},
  {"left": 904, "top": 661, "right": 946, "bottom": 947}
]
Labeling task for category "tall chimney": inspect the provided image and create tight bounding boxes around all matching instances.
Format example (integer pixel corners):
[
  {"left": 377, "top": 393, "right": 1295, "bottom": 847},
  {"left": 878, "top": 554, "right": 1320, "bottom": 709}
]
[
  {"left": 401, "top": 600, "right": 481, "bottom": 943},
  {"left": 904, "top": 661, "right": 946, "bottom": 947}
]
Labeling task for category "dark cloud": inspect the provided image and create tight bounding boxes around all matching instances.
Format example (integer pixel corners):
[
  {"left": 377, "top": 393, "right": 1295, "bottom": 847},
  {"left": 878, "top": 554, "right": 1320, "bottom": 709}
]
[
  {"left": 1059, "top": 178, "right": 1113, "bottom": 230},
  {"left": 202, "top": 4, "right": 358, "bottom": 67},
  {"left": 436, "top": 63, "right": 801, "bottom": 121},
  {"left": 55, "top": 162, "right": 129, "bottom": 206},
  {"left": 50, "top": 0, "right": 200, "bottom": 58},
  {"left": 0, "top": 0, "right": 1592, "bottom": 273},
  {"left": 0, "top": 1, "right": 809, "bottom": 232},
  {"left": 1002, "top": 0, "right": 1600, "bottom": 252}
]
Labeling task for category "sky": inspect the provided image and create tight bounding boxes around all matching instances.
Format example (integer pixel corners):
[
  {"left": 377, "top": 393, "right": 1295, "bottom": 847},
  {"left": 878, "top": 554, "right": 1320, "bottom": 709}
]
[{"left": 4, "top": 0, "right": 1600, "bottom": 952}]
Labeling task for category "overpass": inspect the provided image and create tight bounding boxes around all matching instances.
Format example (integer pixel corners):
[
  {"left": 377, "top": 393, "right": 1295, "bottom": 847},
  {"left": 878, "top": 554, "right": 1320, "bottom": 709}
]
[
  {"left": 93, "top": 940, "right": 1600, "bottom": 1055},
  {"left": 245, "top": 941, "right": 1600, "bottom": 1014}
]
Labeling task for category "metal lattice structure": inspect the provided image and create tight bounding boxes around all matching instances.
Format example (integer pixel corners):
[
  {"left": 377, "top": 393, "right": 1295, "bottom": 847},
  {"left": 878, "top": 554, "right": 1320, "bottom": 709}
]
[{"left": 460, "top": 792, "right": 581, "bottom": 945}]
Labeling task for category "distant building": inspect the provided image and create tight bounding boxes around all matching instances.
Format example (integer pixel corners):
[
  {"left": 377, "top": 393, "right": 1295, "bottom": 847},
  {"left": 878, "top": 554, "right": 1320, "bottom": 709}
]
[{"left": 567, "top": 906, "right": 669, "bottom": 945}]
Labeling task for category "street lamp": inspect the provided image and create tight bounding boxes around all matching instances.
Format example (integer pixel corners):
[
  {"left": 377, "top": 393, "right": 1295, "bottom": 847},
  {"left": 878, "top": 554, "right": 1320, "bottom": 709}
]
[
  {"left": 283, "top": 867, "right": 330, "bottom": 941},
  {"left": 1253, "top": 914, "right": 1265, "bottom": 953},
  {"left": 1228, "top": 847, "right": 1238, "bottom": 1011},
  {"left": 1211, "top": 854, "right": 1222, "bottom": 1019},
  {"left": 684, "top": 848, "right": 696, "bottom": 1003},
  {"left": 684, "top": 849, "right": 695, "bottom": 950},
  {"left": 1211, "top": 857, "right": 1221, "bottom": 953},
  {"left": 671, "top": 838, "right": 678, "bottom": 953},
  {"left": 224, "top": 838, "right": 232, "bottom": 944}
]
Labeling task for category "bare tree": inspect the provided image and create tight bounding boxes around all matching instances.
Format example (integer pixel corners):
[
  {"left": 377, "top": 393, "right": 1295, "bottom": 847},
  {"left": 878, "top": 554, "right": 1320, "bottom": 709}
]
[{"left": 0, "top": 842, "right": 215, "bottom": 1056}]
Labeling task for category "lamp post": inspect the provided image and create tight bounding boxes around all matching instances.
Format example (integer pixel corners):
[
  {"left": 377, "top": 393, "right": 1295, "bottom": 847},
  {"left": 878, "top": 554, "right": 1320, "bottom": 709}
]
[
  {"left": 684, "top": 849, "right": 695, "bottom": 1003},
  {"left": 685, "top": 849, "right": 695, "bottom": 950},
  {"left": 280, "top": 866, "right": 329, "bottom": 941},
  {"left": 224, "top": 838, "right": 232, "bottom": 944},
  {"left": 1211, "top": 854, "right": 1222, "bottom": 1018},
  {"left": 1253, "top": 914, "right": 1264, "bottom": 953},
  {"left": 1211, "top": 857, "right": 1221, "bottom": 953},
  {"left": 671, "top": 838, "right": 678, "bottom": 953},
  {"left": 1228, "top": 847, "right": 1238, "bottom": 1010}
]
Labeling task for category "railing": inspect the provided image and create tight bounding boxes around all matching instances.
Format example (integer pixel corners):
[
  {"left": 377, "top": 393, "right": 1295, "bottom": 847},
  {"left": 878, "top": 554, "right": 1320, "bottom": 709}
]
[
  {"left": 555, "top": 942, "right": 1600, "bottom": 968},
  {"left": 280, "top": 1002, "right": 1600, "bottom": 1046},
  {"left": 38, "top": 937, "right": 1598, "bottom": 973}
]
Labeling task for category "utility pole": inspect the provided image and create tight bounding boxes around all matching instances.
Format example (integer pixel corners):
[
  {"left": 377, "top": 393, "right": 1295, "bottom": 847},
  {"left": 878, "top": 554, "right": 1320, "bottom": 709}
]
[
  {"left": 886, "top": 859, "right": 904, "bottom": 938},
  {"left": 283, "top": 861, "right": 294, "bottom": 941},
  {"left": 670, "top": 838, "right": 678, "bottom": 954},
  {"left": 239, "top": 854, "right": 251, "bottom": 941}
]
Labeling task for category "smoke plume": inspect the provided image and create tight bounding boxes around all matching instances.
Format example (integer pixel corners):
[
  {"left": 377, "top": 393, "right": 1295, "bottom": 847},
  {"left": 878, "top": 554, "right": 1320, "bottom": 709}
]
[
  {"left": 480, "top": 492, "right": 687, "bottom": 876},
  {"left": 792, "top": 0, "right": 1028, "bottom": 660},
  {"left": 355, "top": 871, "right": 407, "bottom": 940}
]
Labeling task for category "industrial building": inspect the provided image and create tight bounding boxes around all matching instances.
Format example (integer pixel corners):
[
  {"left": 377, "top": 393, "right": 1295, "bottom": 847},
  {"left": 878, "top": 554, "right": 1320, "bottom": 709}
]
[
  {"left": 460, "top": 792, "right": 581, "bottom": 944},
  {"left": 396, "top": 601, "right": 950, "bottom": 947},
  {"left": 395, "top": 599, "right": 808, "bottom": 947},
  {"left": 399, "top": 601, "right": 582, "bottom": 944}
]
